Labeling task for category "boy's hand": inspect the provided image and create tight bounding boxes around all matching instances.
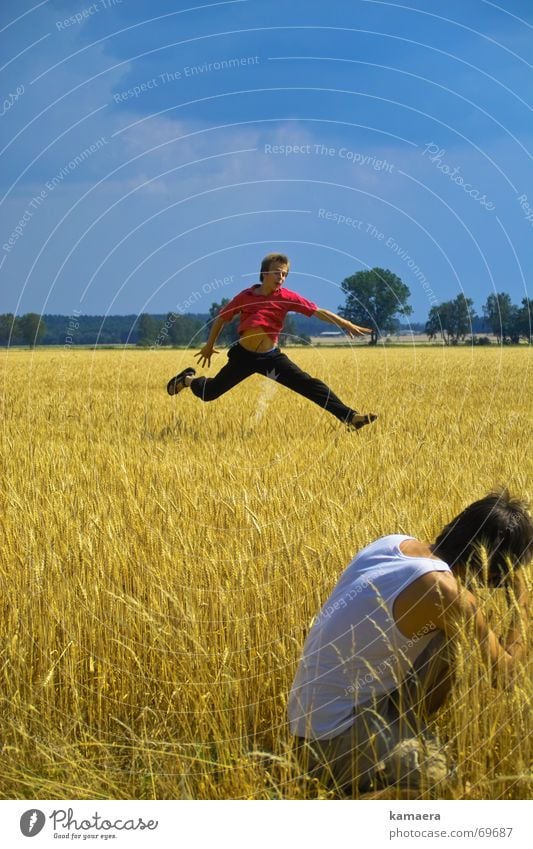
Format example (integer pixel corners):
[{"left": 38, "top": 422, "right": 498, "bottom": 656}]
[
  {"left": 346, "top": 323, "right": 372, "bottom": 337},
  {"left": 194, "top": 345, "right": 219, "bottom": 368}
]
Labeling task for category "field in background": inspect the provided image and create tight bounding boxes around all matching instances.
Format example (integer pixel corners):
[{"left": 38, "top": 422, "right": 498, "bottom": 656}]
[{"left": 0, "top": 346, "right": 531, "bottom": 800}]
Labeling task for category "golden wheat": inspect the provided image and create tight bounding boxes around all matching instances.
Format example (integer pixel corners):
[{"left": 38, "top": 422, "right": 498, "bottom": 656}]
[{"left": 0, "top": 346, "right": 531, "bottom": 799}]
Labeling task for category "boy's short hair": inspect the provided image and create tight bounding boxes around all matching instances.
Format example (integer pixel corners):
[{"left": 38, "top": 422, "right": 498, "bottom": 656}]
[
  {"left": 433, "top": 489, "right": 533, "bottom": 585},
  {"left": 260, "top": 253, "right": 290, "bottom": 282}
]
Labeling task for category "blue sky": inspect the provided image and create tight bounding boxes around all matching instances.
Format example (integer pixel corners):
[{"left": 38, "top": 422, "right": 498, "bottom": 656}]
[{"left": 1, "top": 0, "right": 532, "bottom": 321}]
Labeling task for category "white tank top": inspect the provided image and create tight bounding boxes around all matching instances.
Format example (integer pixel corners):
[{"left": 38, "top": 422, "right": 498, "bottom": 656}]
[{"left": 288, "top": 535, "right": 451, "bottom": 740}]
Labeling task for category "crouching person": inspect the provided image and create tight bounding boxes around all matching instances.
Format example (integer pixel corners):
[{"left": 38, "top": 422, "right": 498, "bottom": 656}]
[{"left": 288, "top": 490, "right": 532, "bottom": 797}]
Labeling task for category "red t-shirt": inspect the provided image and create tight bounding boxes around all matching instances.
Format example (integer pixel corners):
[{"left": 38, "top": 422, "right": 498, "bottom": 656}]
[{"left": 219, "top": 286, "right": 317, "bottom": 345}]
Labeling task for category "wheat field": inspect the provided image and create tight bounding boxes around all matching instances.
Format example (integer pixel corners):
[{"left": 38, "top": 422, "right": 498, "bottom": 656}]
[{"left": 0, "top": 345, "right": 531, "bottom": 800}]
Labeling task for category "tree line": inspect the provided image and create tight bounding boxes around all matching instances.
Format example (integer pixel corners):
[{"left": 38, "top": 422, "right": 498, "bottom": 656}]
[
  {"left": 339, "top": 268, "right": 532, "bottom": 345},
  {"left": 0, "top": 307, "right": 304, "bottom": 347},
  {"left": 425, "top": 292, "right": 532, "bottom": 345},
  {"left": 1, "top": 269, "right": 531, "bottom": 346},
  {"left": 0, "top": 312, "right": 207, "bottom": 347}
]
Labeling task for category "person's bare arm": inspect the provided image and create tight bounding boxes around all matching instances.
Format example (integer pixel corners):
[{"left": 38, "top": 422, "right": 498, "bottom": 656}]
[
  {"left": 431, "top": 573, "right": 528, "bottom": 686},
  {"left": 194, "top": 315, "right": 226, "bottom": 367},
  {"left": 314, "top": 308, "right": 372, "bottom": 337},
  {"left": 503, "top": 571, "right": 528, "bottom": 661}
]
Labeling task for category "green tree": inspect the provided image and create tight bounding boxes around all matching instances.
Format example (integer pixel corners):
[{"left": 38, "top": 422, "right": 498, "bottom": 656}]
[
  {"left": 0, "top": 313, "right": 17, "bottom": 346},
  {"left": 483, "top": 293, "right": 519, "bottom": 343},
  {"left": 426, "top": 295, "right": 475, "bottom": 344},
  {"left": 18, "top": 313, "right": 45, "bottom": 347},
  {"left": 451, "top": 293, "right": 476, "bottom": 343},
  {"left": 339, "top": 267, "right": 412, "bottom": 345},
  {"left": 426, "top": 301, "right": 455, "bottom": 344},
  {"left": 165, "top": 312, "right": 203, "bottom": 347},
  {"left": 137, "top": 313, "right": 161, "bottom": 347},
  {"left": 515, "top": 298, "right": 532, "bottom": 343}
]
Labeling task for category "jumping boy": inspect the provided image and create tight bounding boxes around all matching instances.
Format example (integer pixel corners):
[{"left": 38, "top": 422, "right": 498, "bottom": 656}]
[{"left": 166, "top": 253, "right": 377, "bottom": 429}]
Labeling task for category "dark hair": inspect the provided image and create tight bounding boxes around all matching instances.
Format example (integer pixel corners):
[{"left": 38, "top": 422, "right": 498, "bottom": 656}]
[
  {"left": 259, "top": 253, "right": 290, "bottom": 282},
  {"left": 432, "top": 489, "right": 533, "bottom": 586}
]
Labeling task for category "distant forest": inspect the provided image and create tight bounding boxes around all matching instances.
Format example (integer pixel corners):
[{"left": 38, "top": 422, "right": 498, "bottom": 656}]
[
  {"left": 3, "top": 267, "right": 532, "bottom": 347},
  {"left": 0, "top": 311, "right": 333, "bottom": 347},
  {"left": 0, "top": 310, "right": 509, "bottom": 347},
  {"left": 0, "top": 312, "right": 204, "bottom": 347},
  {"left": 2, "top": 285, "right": 532, "bottom": 348}
]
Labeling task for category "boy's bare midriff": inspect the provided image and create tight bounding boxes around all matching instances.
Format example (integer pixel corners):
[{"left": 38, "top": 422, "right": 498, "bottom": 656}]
[{"left": 238, "top": 328, "right": 277, "bottom": 353}]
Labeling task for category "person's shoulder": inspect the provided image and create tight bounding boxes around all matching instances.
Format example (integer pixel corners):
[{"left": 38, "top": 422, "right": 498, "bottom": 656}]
[
  {"left": 414, "top": 569, "right": 459, "bottom": 599},
  {"left": 232, "top": 286, "right": 257, "bottom": 300},
  {"left": 398, "top": 538, "right": 446, "bottom": 562},
  {"left": 358, "top": 534, "right": 416, "bottom": 557},
  {"left": 414, "top": 571, "right": 480, "bottom": 634},
  {"left": 396, "top": 571, "right": 459, "bottom": 622},
  {"left": 281, "top": 286, "right": 306, "bottom": 300}
]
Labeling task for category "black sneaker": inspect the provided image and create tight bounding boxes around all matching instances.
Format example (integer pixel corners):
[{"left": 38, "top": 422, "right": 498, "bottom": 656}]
[
  {"left": 167, "top": 367, "right": 196, "bottom": 396},
  {"left": 348, "top": 412, "right": 378, "bottom": 430}
]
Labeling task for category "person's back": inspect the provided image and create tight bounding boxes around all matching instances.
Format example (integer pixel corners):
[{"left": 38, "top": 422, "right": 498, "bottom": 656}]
[
  {"left": 289, "top": 491, "right": 532, "bottom": 796},
  {"left": 288, "top": 534, "right": 451, "bottom": 740}
]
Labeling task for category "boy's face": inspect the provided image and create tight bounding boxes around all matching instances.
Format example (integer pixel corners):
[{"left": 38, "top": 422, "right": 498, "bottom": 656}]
[{"left": 262, "top": 263, "right": 289, "bottom": 294}]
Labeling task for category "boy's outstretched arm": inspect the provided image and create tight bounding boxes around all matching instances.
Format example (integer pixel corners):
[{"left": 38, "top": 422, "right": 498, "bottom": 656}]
[
  {"left": 314, "top": 308, "right": 372, "bottom": 337},
  {"left": 195, "top": 315, "right": 227, "bottom": 367}
]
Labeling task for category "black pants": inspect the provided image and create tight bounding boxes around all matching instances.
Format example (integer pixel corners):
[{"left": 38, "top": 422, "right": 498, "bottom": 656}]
[{"left": 190, "top": 344, "right": 356, "bottom": 423}]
